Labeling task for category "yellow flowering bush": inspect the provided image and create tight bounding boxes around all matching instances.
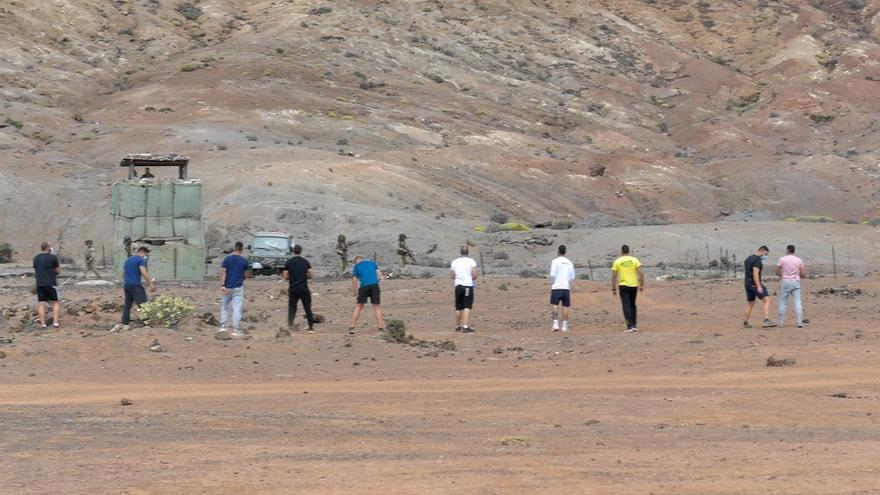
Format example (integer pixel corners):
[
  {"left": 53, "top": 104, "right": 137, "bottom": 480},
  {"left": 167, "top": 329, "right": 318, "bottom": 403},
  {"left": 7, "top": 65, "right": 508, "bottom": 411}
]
[{"left": 138, "top": 294, "right": 195, "bottom": 328}]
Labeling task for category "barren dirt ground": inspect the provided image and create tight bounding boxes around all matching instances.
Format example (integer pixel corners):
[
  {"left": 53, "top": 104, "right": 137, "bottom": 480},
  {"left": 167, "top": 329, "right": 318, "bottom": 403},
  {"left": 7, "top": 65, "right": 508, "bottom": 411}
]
[{"left": 2, "top": 275, "right": 880, "bottom": 494}]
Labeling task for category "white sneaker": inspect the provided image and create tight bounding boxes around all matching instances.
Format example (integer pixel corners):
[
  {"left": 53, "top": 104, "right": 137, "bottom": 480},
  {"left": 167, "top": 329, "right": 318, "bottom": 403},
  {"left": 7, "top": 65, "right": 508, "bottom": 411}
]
[
  {"left": 561, "top": 322, "right": 569, "bottom": 332},
  {"left": 624, "top": 327, "right": 637, "bottom": 333},
  {"left": 219, "top": 326, "right": 228, "bottom": 333},
  {"left": 231, "top": 329, "right": 251, "bottom": 340},
  {"left": 551, "top": 320, "right": 560, "bottom": 332}
]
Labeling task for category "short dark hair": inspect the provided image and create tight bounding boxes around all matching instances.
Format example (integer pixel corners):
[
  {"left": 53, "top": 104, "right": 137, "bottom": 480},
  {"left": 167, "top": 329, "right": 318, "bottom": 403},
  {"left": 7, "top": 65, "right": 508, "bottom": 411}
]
[
  {"left": 787, "top": 244, "right": 795, "bottom": 254},
  {"left": 621, "top": 244, "right": 630, "bottom": 254},
  {"left": 41, "top": 242, "right": 51, "bottom": 251},
  {"left": 137, "top": 246, "right": 150, "bottom": 254},
  {"left": 558, "top": 245, "right": 566, "bottom": 255},
  {"left": 293, "top": 244, "right": 303, "bottom": 255},
  {"left": 758, "top": 245, "right": 769, "bottom": 253},
  {"left": 234, "top": 241, "right": 244, "bottom": 251},
  {"left": 460, "top": 246, "right": 469, "bottom": 256}
]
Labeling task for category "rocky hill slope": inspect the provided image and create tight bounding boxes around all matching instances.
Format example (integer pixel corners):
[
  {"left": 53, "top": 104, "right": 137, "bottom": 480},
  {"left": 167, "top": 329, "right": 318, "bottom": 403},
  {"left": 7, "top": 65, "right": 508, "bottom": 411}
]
[{"left": 2, "top": 0, "right": 880, "bottom": 265}]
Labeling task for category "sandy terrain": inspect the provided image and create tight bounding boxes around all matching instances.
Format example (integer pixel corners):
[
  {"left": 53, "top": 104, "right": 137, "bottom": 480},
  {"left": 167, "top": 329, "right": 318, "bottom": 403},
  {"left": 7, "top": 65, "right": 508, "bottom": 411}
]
[{"left": 2, "top": 273, "right": 879, "bottom": 494}]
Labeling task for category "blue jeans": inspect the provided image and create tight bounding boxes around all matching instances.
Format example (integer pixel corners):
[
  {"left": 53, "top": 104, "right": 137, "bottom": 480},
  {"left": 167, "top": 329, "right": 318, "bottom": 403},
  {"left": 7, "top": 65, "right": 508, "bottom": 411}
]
[
  {"left": 779, "top": 279, "right": 803, "bottom": 326},
  {"left": 122, "top": 284, "right": 147, "bottom": 324},
  {"left": 220, "top": 287, "right": 244, "bottom": 330}
]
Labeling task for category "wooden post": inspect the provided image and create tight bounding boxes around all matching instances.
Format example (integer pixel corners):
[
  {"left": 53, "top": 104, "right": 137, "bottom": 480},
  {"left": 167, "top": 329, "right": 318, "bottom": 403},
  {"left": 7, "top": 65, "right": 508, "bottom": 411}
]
[
  {"left": 479, "top": 250, "right": 486, "bottom": 276},
  {"left": 733, "top": 253, "right": 737, "bottom": 279},
  {"left": 832, "top": 245, "right": 837, "bottom": 279},
  {"left": 102, "top": 245, "right": 106, "bottom": 269},
  {"left": 588, "top": 258, "right": 594, "bottom": 280}
]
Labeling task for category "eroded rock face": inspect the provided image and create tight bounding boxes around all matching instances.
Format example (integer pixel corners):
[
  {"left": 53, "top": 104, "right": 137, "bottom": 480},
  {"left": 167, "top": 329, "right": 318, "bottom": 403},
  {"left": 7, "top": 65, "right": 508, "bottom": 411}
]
[{"left": 2, "top": 1, "right": 877, "bottom": 261}]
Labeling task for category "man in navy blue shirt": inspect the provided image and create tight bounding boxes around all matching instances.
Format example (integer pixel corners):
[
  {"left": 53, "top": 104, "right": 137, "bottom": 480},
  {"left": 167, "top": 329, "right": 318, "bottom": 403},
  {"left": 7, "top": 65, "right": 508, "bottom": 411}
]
[
  {"left": 219, "top": 241, "right": 250, "bottom": 339},
  {"left": 283, "top": 244, "right": 315, "bottom": 333},
  {"left": 33, "top": 241, "right": 62, "bottom": 329},
  {"left": 113, "top": 246, "right": 154, "bottom": 332},
  {"left": 349, "top": 255, "right": 384, "bottom": 335}
]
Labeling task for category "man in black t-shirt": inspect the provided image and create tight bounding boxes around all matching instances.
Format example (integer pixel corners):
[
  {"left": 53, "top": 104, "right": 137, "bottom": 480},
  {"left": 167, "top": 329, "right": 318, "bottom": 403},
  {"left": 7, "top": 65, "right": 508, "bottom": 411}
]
[
  {"left": 282, "top": 244, "right": 315, "bottom": 332},
  {"left": 33, "top": 241, "right": 62, "bottom": 329},
  {"left": 742, "top": 245, "right": 775, "bottom": 329}
]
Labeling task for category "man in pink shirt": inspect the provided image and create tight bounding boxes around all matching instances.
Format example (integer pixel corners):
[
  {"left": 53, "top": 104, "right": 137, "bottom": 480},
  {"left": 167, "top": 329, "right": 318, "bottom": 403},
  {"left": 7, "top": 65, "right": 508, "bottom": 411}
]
[{"left": 775, "top": 244, "right": 806, "bottom": 328}]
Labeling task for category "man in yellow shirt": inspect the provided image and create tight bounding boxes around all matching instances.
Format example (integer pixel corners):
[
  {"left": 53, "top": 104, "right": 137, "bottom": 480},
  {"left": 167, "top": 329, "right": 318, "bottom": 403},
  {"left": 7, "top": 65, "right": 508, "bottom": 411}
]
[{"left": 611, "top": 245, "right": 644, "bottom": 332}]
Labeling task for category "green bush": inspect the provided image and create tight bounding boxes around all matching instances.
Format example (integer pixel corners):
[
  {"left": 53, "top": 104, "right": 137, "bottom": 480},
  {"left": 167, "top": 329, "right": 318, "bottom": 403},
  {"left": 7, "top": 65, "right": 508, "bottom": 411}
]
[
  {"left": 4, "top": 117, "right": 23, "bottom": 130},
  {"left": 550, "top": 219, "right": 574, "bottom": 230},
  {"left": 138, "top": 294, "right": 195, "bottom": 328},
  {"left": 785, "top": 215, "right": 834, "bottom": 223},
  {"left": 489, "top": 212, "right": 509, "bottom": 224},
  {"left": 499, "top": 222, "right": 531, "bottom": 232}
]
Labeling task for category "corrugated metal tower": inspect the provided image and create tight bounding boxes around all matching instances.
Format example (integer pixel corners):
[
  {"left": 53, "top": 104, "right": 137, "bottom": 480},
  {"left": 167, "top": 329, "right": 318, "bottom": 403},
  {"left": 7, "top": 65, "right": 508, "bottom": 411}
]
[{"left": 109, "top": 154, "right": 204, "bottom": 280}]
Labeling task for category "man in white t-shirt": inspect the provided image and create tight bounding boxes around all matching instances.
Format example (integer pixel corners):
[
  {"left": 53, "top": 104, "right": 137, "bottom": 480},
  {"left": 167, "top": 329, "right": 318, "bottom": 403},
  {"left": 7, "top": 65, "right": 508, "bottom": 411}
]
[
  {"left": 450, "top": 246, "right": 479, "bottom": 333},
  {"left": 549, "top": 245, "right": 576, "bottom": 332}
]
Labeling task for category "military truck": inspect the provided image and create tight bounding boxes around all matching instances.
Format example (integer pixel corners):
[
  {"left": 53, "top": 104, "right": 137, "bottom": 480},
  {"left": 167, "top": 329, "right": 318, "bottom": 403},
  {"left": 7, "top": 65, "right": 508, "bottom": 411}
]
[{"left": 248, "top": 232, "right": 294, "bottom": 276}]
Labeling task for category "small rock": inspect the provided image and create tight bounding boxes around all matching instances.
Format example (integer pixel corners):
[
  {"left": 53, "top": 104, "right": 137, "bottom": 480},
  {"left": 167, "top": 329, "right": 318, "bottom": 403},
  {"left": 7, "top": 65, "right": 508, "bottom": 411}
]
[
  {"left": 214, "top": 331, "right": 231, "bottom": 341},
  {"left": 766, "top": 355, "right": 796, "bottom": 367},
  {"left": 120, "top": 398, "right": 133, "bottom": 406},
  {"left": 831, "top": 392, "right": 848, "bottom": 399},
  {"left": 201, "top": 312, "right": 219, "bottom": 326},
  {"left": 149, "top": 339, "right": 165, "bottom": 352},
  {"left": 584, "top": 419, "right": 600, "bottom": 426},
  {"left": 276, "top": 326, "right": 291, "bottom": 338},
  {"left": 0, "top": 351, "right": 6, "bottom": 358}
]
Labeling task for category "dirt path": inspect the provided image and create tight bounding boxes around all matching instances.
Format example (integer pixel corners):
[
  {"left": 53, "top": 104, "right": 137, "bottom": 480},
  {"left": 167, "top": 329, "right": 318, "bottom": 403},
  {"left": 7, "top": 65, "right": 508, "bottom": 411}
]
[{"left": 2, "top": 276, "right": 880, "bottom": 494}]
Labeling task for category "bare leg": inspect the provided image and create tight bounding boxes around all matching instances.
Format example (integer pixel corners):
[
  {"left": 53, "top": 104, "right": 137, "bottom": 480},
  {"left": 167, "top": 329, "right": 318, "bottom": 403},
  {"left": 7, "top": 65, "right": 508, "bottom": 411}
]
[
  {"left": 743, "top": 301, "right": 755, "bottom": 322},
  {"left": 461, "top": 309, "right": 471, "bottom": 327},
  {"left": 562, "top": 306, "right": 570, "bottom": 322},
  {"left": 351, "top": 304, "right": 364, "bottom": 328},
  {"left": 52, "top": 301, "right": 61, "bottom": 326},
  {"left": 373, "top": 304, "right": 384, "bottom": 329},
  {"left": 762, "top": 297, "right": 771, "bottom": 320},
  {"left": 38, "top": 302, "right": 47, "bottom": 327},
  {"left": 454, "top": 310, "right": 462, "bottom": 327}
]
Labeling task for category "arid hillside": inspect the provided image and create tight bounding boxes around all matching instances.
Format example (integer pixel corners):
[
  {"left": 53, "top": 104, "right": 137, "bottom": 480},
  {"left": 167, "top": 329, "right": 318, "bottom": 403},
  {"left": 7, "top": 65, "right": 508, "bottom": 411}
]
[{"left": 3, "top": 0, "right": 880, "bottom": 262}]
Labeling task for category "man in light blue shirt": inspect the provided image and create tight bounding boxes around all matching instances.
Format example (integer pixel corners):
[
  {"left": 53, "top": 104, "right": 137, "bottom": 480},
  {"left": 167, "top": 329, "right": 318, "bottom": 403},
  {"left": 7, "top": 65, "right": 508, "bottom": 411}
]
[{"left": 349, "top": 255, "right": 384, "bottom": 335}]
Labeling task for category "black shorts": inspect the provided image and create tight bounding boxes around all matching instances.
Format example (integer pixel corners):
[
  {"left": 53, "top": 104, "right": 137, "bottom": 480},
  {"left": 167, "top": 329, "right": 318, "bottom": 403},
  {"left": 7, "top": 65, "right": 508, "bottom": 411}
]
[
  {"left": 455, "top": 285, "right": 475, "bottom": 310},
  {"left": 357, "top": 284, "right": 381, "bottom": 305},
  {"left": 550, "top": 289, "right": 571, "bottom": 307},
  {"left": 745, "top": 285, "right": 767, "bottom": 302},
  {"left": 36, "top": 286, "right": 59, "bottom": 302}
]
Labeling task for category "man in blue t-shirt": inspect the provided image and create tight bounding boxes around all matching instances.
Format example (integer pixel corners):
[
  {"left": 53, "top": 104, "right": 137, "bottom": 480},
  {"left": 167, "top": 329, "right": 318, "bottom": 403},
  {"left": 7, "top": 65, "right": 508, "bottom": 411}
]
[
  {"left": 114, "top": 246, "right": 154, "bottom": 331},
  {"left": 219, "top": 241, "right": 250, "bottom": 338},
  {"left": 349, "top": 255, "right": 384, "bottom": 335}
]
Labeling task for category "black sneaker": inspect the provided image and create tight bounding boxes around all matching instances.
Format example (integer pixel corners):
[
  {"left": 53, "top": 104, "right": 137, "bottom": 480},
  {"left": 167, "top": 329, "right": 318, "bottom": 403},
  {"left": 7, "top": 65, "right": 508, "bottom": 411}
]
[
  {"left": 348, "top": 327, "right": 356, "bottom": 335},
  {"left": 742, "top": 321, "right": 752, "bottom": 329}
]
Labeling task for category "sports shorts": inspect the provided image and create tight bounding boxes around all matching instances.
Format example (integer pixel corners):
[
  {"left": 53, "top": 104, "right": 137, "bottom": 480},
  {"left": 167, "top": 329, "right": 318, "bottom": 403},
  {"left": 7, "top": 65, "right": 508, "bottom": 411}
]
[
  {"left": 550, "top": 289, "right": 571, "bottom": 307},
  {"left": 36, "top": 286, "right": 59, "bottom": 302},
  {"left": 357, "top": 284, "right": 381, "bottom": 305},
  {"left": 745, "top": 285, "right": 767, "bottom": 302},
  {"left": 454, "top": 285, "right": 474, "bottom": 310}
]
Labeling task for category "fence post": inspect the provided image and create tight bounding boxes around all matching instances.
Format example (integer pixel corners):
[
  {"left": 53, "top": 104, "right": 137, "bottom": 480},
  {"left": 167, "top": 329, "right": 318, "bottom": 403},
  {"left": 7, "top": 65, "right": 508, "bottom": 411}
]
[{"left": 832, "top": 245, "right": 837, "bottom": 279}]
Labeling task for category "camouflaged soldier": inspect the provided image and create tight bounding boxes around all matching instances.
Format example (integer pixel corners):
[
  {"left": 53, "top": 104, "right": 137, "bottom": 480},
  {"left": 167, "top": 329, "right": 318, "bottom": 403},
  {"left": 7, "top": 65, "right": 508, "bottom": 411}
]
[
  {"left": 84, "top": 240, "right": 101, "bottom": 279},
  {"left": 396, "top": 233, "right": 416, "bottom": 274},
  {"left": 336, "top": 234, "right": 349, "bottom": 274}
]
